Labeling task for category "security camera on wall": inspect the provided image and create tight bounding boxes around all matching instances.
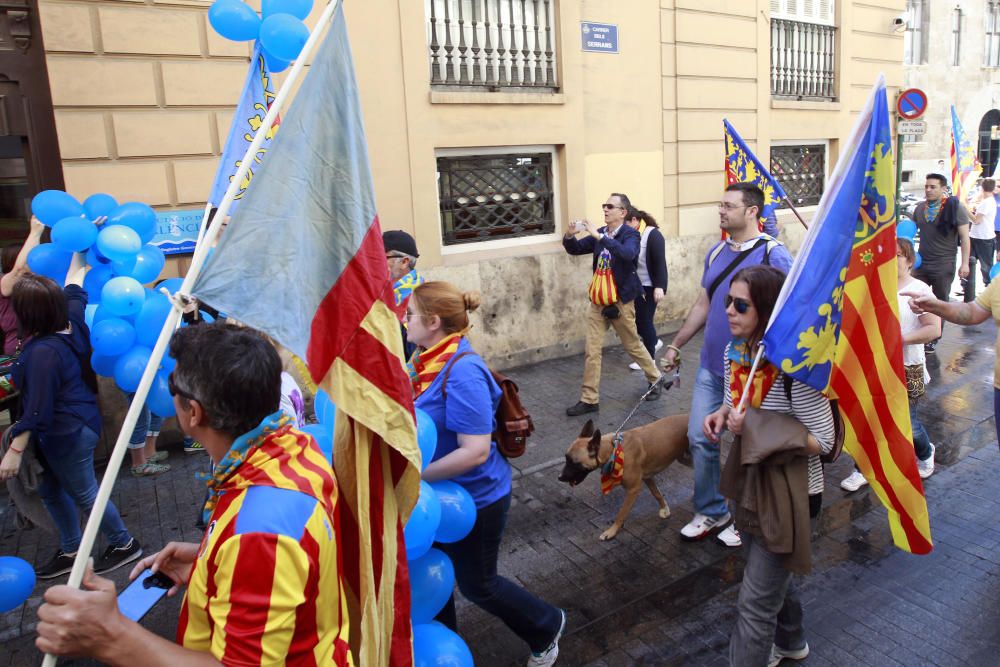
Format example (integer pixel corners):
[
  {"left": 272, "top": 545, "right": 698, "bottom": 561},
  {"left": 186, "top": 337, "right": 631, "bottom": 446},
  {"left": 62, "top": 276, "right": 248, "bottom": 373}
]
[{"left": 892, "top": 15, "right": 906, "bottom": 27}]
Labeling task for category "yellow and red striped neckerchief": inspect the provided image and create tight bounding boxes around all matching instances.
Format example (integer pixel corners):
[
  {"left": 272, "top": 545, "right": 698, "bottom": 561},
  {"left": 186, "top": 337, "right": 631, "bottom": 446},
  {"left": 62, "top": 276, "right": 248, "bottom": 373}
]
[
  {"left": 407, "top": 331, "right": 464, "bottom": 398},
  {"left": 728, "top": 339, "right": 779, "bottom": 409}
]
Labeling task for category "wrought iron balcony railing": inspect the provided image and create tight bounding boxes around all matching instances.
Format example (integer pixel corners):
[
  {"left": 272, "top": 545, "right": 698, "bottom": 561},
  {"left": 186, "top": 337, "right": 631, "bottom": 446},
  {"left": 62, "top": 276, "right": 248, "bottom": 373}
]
[
  {"left": 426, "top": 0, "right": 558, "bottom": 92},
  {"left": 770, "top": 18, "right": 836, "bottom": 101}
]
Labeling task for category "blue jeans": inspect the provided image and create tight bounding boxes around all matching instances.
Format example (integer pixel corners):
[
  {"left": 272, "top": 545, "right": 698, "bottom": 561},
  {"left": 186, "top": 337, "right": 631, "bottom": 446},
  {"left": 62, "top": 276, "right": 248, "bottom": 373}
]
[
  {"left": 910, "top": 398, "right": 932, "bottom": 461},
  {"left": 435, "top": 493, "right": 562, "bottom": 653},
  {"left": 730, "top": 533, "right": 805, "bottom": 666},
  {"left": 37, "top": 426, "right": 132, "bottom": 553},
  {"left": 688, "top": 366, "right": 728, "bottom": 518},
  {"left": 125, "top": 391, "right": 163, "bottom": 448}
]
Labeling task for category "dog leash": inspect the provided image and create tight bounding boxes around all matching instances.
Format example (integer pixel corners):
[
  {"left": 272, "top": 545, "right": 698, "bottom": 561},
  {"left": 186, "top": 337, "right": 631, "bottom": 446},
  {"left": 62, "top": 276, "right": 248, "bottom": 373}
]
[{"left": 612, "top": 365, "right": 681, "bottom": 440}]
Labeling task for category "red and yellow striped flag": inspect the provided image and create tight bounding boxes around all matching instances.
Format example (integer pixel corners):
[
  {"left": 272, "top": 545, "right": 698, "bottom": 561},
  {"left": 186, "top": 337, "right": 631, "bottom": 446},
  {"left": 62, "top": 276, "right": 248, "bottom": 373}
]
[{"left": 760, "top": 77, "right": 931, "bottom": 554}]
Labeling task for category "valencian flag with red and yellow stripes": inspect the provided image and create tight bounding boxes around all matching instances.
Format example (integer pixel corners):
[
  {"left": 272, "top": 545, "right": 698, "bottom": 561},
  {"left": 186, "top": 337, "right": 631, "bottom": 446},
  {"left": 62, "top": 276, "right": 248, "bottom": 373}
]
[
  {"left": 761, "top": 75, "right": 932, "bottom": 554},
  {"left": 951, "top": 105, "right": 982, "bottom": 206},
  {"left": 192, "top": 5, "right": 421, "bottom": 665}
]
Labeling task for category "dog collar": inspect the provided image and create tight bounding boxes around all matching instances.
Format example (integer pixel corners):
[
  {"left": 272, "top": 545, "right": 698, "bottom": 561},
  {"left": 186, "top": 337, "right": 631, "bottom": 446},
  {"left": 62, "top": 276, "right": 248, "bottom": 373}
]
[{"left": 600, "top": 433, "right": 625, "bottom": 475}]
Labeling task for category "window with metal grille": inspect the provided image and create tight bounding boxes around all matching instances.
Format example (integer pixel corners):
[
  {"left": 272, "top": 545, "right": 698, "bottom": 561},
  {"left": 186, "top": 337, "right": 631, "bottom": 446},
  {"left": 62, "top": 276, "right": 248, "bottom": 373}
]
[
  {"left": 770, "top": 144, "right": 826, "bottom": 207},
  {"left": 986, "top": 2, "right": 1000, "bottom": 67},
  {"left": 769, "top": 0, "right": 837, "bottom": 100},
  {"left": 904, "top": 0, "right": 929, "bottom": 65},
  {"left": 437, "top": 152, "right": 555, "bottom": 246}
]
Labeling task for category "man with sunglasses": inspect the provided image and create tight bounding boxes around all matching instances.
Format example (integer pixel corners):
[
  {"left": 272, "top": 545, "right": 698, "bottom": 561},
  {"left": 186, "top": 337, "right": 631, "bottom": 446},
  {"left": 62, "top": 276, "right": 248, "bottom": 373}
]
[
  {"left": 661, "top": 183, "right": 792, "bottom": 546},
  {"left": 36, "top": 323, "right": 352, "bottom": 666},
  {"left": 563, "top": 192, "right": 663, "bottom": 416},
  {"left": 384, "top": 229, "right": 424, "bottom": 358}
]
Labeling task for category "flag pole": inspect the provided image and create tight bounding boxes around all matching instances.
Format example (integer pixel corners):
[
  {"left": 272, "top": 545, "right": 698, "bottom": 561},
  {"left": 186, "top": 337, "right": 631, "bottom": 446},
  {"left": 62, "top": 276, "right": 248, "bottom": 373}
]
[
  {"left": 735, "top": 345, "right": 767, "bottom": 414},
  {"left": 782, "top": 197, "right": 810, "bottom": 230},
  {"left": 193, "top": 201, "right": 213, "bottom": 250},
  {"left": 40, "top": 2, "right": 343, "bottom": 665}
]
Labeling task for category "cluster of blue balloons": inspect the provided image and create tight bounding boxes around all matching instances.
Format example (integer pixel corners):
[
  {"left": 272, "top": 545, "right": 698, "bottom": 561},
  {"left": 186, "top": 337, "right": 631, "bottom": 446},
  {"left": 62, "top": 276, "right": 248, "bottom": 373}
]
[
  {"left": 28, "top": 190, "right": 178, "bottom": 415},
  {"left": 209, "top": 0, "right": 311, "bottom": 73},
  {"left": 0, "top": 556, "right": 35, "bottom": 613},
  {"left": 302, "top": 388, "right": 336, "bottom": 463},
  {"left": 404, "top": 408, "right": 476, "bottom": 667}
]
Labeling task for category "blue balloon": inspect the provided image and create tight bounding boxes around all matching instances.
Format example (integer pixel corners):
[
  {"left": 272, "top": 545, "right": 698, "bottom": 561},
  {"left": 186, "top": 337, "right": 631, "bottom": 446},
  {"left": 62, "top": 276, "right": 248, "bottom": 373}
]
[
  {"left": 31, "top": 190, "right": 84, "bottom": 227},
  {"left": 111, "top": 255, "right": 137, "bottom": 277},
  {"left": 84, "top": 193, "right": 118, "bottom": 221},
  {"left": 91, "top": 317, "right": 136, "bottom": 356},
  {"left": 129, "top": 245, "right": 166, "bottom": 284},
  {"left": 160, "top": 351, "right": 177, "bottom": 373},
  {"left": 91, "top": 352, "right": 119, "bottom": 377},
  {"left": 102, "top": 276, "right": 145, "bottom": 318},
  {"left": 84, "top": 304, "right": 98, "bottom": 329},
  {"left": 404, "top": 481, "right": 442, "bottom": 561},
  {"left": 209, "top": 0, "right": 261, "bottom": 41},
  {"left": 415, "top": 408, "right": 438, "bottom": 471},
  {"left": 409, "top": 548, "right": 455, "bottom": 623},
  {"left": 992, "top": 263, "right": 1000, "bottom": 281},
  {"left": 97, "top": 225, "right": 142, "bottom": 263},
  {"left": 260, "top": 41, "right": 291, "bottom": 73},
  {"left": 431, "top": 480, "right": 476, "bottom": 544},
  {"left": 412, "top": 623, "right": 473, "bottom": 667},
  {"left": 83, "top": 264, "right": 113, "bottom": 302},
  {"left": 86, "top": 245, "right": 112, "bottom": 267},
  {"left": 148, "top": 370, "right": 176, "bottom": 417},
  {"left": 135, "top": 291, "right": 172, "bottom": 347},
  {"left": 262, "top": 0, "right": 313, "bottom": 20},
  {"left": 51, "top": 216, "right": 98, "bottom": 253},
  {"left": 302, "top": 423, "right": 334, "bottom": 463},
  {"left": 93, "top": 303, "right": 134, "bottom": 326},
  {"left": 259, "top": 14, "right": 309, "bottom": 62},
  {"left": 315, "top": 389, "right": 336, "bottom": 424},
  {"left": 913, "top": 252, "right": 922, "bottom": 270},
  {"left": 0, "top": 556, "right": 36, "bottom": 613},
  {"left": 114, "top": 345, "right": 152, "bottom": 392},
  {"left": 27, "top": 244, "right": 73, "bottom": 283},
  {"left": 107, "top": 202, "right": 157, "bottom": 244},
  {"left": 897, "top": 218, "right": 917, "bottom": 240}
]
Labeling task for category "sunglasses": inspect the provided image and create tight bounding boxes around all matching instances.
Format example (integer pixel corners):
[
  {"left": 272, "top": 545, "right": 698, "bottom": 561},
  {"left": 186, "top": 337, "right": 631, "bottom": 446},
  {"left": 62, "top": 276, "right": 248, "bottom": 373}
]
[
  {"left": 602, "top": 204, "right": 621, "bottom": 210},
  {"left": 724, "top": 295, "right": 753, "bottom": 314},
  {"left": 168, "top": 372, "right": 198, "bottom": 402}
]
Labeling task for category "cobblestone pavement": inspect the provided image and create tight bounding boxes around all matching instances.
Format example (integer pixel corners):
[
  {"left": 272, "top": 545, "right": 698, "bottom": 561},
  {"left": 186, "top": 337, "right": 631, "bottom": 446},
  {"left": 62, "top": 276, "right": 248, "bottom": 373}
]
[{"left": 2, "top": 321, "right": 999, "bottom": 666}]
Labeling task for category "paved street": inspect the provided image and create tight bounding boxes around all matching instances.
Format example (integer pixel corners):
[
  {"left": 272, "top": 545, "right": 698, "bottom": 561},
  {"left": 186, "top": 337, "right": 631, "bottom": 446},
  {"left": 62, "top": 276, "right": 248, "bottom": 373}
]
[{"left": 2, "top": 320, "right": 1000, "bottom": 666}]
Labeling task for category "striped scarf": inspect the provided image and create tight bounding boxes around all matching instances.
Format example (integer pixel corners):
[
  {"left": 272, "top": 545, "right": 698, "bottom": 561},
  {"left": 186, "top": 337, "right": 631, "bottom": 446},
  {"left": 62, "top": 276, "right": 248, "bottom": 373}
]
[
  {"left": 728, "top": 339, "right": 778, "bottom": 409},
  {"left": 406, "top": 332, "right": 463, "bottom": 398},
  {"left": 600, "top": 434, "right": 625, "bottom": 495}
]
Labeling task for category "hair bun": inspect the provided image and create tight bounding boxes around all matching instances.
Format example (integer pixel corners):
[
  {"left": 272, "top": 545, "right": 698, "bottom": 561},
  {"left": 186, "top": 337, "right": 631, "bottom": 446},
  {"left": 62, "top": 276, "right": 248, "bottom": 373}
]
[{"left": 462, "top": 291, "right": 482, "bottom": 312}]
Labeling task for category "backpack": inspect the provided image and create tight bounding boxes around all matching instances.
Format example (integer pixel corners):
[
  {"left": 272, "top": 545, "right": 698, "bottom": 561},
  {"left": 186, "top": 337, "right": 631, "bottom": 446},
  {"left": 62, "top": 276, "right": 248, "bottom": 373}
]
[
  {"left": 441, "top": 351, "right": 534, "bottom": 458},
  {"left": 706, "top": 237, "right": 782, "bottom": 302},
  {"left": 782, "top": 374, "right": 844, "bottom": 464}
]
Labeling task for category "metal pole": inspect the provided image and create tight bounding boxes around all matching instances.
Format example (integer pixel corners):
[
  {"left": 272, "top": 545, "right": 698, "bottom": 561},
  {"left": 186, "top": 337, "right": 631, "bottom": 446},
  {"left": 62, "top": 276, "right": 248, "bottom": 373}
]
[
  {"left": 40, "top": 2, "right": 343, "bottom": 665},
  {"left": 895, "top": 125, "right": 905, "bottom": 210}
]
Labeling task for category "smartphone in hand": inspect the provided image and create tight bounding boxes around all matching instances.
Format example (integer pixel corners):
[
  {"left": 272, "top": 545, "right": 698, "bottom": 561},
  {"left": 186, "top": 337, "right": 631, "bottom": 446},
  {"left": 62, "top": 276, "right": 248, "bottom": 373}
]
[{"left": 118, "top": 569, "right": 173, "bottom": 622}]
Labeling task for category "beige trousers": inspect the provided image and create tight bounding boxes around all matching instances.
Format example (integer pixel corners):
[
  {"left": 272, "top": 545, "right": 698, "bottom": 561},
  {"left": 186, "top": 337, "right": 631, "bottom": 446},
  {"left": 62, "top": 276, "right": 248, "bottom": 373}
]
[{"left": 581, "top": 300, "right": 660, "bottom": 404}]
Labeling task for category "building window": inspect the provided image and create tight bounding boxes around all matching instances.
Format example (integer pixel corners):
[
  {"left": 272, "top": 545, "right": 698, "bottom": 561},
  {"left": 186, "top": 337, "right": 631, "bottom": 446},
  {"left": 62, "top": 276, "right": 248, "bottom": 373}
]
[
  {"left": 770, "top": 144, "right": 826, "bottom": 207},
  {"left": 769, "top": 0, "right": 836, "bottom": 100},
  {"left": 437, "top": 151, "right": 555, "bottom": 246},
  {"left": 426, "top": 0, "right": 558, "bottom": 91},
  {"left": 904, "top": 0, "right": 929, "bottom": 65},
  {"left": 986, "top": 2, "right": 1000, "bottom": 67},
  {"left": 951, "top": 7, "right": 962, "bottom": 66},
  {"left": 979, "top": 109, "right": 1000, "bottom": 178}
]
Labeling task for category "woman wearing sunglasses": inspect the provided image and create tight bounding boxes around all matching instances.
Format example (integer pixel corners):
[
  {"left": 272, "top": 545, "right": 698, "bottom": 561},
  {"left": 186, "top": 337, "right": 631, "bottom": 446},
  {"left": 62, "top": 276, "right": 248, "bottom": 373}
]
[{"left": 702, "top": 265, "right": 835, "bottom": 667}]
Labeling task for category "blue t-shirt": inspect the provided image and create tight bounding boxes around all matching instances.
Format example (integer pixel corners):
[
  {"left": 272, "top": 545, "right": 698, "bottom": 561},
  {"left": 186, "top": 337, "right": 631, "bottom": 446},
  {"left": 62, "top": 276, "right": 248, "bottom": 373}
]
[
  {"left": 699, "top": 238, "right": 793, "bottom": 378},
  {"left": 414, "top": 338, "right": 510, "bottom": 509}
]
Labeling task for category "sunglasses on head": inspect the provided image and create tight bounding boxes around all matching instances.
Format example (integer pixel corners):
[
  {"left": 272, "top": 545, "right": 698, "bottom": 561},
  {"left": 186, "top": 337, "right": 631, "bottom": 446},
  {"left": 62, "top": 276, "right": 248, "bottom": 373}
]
[
  {"left": 168, "top": 372, "right": 198, "bottom": 402},
  {"left": 724, "top": 295, "right": 752, "bottom": 314}
]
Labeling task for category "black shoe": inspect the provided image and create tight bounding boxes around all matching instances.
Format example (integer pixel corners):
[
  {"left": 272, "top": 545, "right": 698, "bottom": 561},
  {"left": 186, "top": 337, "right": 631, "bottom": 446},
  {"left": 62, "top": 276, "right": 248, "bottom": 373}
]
[
  {"left": 94, "top": 538, "right": 143, "bottom": 574},
  {"left": 645, "top": 381, "right": 662, "bottom": 401},
  {"left": 566, "top": 401, "right": 599, "bottom": 416},
  {"left": 924, "top": 341, "right": 937, "bottom": 354},
  {"left": 36, "top": 550, "right": 77, "bottom": 580}
]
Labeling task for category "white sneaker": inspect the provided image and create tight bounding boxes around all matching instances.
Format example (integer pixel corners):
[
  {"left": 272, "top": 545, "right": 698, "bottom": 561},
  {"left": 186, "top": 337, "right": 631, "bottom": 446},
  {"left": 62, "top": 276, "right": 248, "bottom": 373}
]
[
  {"left": 655, "top": 339, "right": 664, "bottom": 352},
  {"left": 717, "top": 524, "right": 742, "bottom": 547},
  {"left": 628, "top": 361, "right": 641, "bottom": 371},
  {"left": 527, "top": 609, "right": 566, "bottom": 667},
  {"left": 918, "top": 443, "right": 935, "bottom": 479},
  {"left": 768, "top": 643, "right": 809, "bottom": 667},
  {"left": 840, "top": 470, "right": 868, "bottom": 492},
  {"left": 680, "top": 512, "right": 731, "bottom": 541}
]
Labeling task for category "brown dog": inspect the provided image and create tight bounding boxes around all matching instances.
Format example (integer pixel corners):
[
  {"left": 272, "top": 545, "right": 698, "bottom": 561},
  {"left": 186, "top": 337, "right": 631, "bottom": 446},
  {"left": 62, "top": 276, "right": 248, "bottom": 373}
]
[{"left": 558, "top": 413, "right": 689, "bottom": 541}]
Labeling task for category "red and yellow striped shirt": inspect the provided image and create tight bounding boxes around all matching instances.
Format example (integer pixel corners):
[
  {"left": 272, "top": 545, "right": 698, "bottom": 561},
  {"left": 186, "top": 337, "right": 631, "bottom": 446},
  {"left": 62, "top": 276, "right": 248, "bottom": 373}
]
[{"left": 177, "top": 421, "right": 352, "bottom": 666}]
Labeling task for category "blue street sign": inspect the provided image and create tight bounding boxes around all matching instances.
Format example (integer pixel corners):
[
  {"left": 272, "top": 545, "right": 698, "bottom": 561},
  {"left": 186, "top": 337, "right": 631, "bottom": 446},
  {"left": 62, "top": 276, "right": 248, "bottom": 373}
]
[
  {"left": 896, "top": 88, "right": 928, "bottom": 120},
  {"left": 152, "top": 208, "right": 202, "bottom": 256},
  {"left": 581, "top": 22, "right": 618, "bottom": 54}
]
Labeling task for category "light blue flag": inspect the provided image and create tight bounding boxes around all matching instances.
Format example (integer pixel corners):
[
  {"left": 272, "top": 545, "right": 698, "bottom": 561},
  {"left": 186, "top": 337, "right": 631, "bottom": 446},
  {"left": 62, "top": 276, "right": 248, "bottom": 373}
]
[{"left": 207, "top": 42, "right": 278, "bottom": 211}]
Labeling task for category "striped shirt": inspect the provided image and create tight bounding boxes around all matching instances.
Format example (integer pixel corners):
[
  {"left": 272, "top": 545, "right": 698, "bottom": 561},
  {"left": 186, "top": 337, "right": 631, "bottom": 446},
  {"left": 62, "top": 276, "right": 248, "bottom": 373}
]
[
  {"left": 177, "top": 425, "right": 352, "bottom": 666},
  {"left": 724, "top": 344, "right": 835, "bottom": 495}
]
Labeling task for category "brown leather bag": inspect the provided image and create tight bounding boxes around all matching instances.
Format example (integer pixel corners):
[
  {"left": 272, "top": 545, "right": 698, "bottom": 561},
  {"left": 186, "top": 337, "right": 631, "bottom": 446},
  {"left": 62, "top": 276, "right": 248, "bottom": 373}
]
[{"left": 441, "top": 352, "right": 534, "bottom": 458}]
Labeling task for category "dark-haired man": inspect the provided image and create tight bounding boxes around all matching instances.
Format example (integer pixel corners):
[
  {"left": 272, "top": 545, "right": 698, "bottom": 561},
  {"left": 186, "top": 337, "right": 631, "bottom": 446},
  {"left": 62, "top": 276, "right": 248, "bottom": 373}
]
[
  {"left": 912, "top": 173, "right": 970, "bottom": 350},
  {"left": 36, "top": 323, "right": 352, "bottom": 666},
  {"left": 661, "top": 183, "right": 792, "bottom": 546},
  {"left": 563, "top": 192, "right": 662, "bottom": 416}
]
